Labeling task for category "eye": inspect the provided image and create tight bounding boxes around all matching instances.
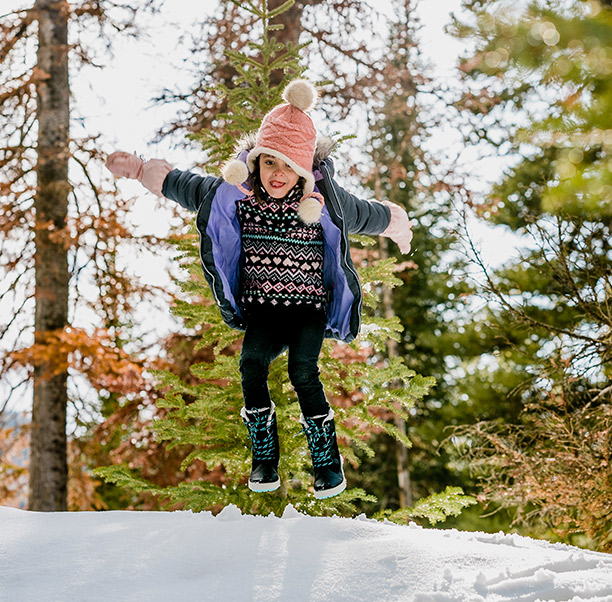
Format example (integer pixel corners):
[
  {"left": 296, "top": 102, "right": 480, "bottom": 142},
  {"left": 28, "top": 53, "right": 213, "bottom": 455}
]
[{"left": 264, "top": 159, "right": 275, "bottom": 167}]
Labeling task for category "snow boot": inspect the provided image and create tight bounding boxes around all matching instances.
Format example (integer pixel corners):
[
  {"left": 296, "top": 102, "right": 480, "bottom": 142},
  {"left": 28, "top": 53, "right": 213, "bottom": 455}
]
[
  {"left": 241, "top": 404, "right": 280, "bottom": 492},
  {"left": 300, "top": 409, "right": 346, "bottom": 499}
]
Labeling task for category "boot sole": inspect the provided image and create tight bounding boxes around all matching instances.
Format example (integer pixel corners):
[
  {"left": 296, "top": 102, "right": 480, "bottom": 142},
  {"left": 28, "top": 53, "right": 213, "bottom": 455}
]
[
  {"left": 248, "top": 478, "right": 281, "bottom": 493},
  {"left": 314, "top": 478, "right": 346, "bottom": 499}
]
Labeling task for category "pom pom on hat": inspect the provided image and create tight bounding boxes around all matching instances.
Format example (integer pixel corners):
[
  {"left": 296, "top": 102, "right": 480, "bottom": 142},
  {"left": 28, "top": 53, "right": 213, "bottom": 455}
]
[
  {"left": 221, "top": 159, "right": 249, "bottom": 186},
  {"left": 282, "top": 79, "right": 318, "bottom": 113}
]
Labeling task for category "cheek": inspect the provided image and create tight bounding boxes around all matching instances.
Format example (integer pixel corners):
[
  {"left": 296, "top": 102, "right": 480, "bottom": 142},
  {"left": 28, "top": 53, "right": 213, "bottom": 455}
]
[{"left": 260, "top": 170, "right": 273, "bottom": 187}]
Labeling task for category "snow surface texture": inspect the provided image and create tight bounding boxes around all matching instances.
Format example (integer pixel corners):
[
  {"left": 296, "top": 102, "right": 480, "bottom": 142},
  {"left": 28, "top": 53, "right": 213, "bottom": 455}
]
[{"left": 1, "top": 505, "right": 612, "bottom": 602}]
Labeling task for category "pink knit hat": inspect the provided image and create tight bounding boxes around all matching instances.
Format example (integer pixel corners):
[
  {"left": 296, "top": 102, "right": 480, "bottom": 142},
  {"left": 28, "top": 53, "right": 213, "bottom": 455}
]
[{"left": 222, "top": 79, "right": 325, "bottom": 224}]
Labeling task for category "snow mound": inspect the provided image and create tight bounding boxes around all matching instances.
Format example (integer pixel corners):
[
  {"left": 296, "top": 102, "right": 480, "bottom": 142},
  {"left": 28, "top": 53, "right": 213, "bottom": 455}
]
[{"left": 1, "top": 505, "right": 611, "bottom": 602}]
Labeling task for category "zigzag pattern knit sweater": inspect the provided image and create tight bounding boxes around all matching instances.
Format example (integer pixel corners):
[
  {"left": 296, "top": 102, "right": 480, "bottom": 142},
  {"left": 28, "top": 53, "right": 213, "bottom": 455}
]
[{"left": 237, "top": 184, "right": 326, "bottom": 313}]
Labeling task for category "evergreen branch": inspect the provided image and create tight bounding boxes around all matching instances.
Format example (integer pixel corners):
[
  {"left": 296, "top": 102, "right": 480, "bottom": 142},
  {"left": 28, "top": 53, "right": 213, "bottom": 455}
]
[
  {"left": 268, "top": 0, "right": 295, "bottom": 19},
  {"left": 377, "top": 487, "right": 478, "bottom": 525},
  {"left": 461, "top": 208, "right": 605, "bottom": 346},
  {"left": 93, "top": 465, "right": 164, "bottom": 496}
]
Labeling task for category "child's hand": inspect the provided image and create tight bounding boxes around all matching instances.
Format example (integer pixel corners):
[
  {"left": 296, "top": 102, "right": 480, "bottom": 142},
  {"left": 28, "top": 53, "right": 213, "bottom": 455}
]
[
  {"left": 381, "top": 201, "right": 413, "bottom": 254},
  {"left": 105, "top": 151, "right": 172, "bottom": 197},
  {"left": 106, "top": 151, "right": 144, "bottom": 180}
]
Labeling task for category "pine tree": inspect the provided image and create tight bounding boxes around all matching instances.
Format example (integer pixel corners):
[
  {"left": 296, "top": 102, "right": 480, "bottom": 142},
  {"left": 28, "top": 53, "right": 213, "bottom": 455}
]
[
  {"left": 95, "top": 0, "right": 475, "bottom": 522},
  {"left": 447, "top": 0, "right": 612, "bottom": 549}
]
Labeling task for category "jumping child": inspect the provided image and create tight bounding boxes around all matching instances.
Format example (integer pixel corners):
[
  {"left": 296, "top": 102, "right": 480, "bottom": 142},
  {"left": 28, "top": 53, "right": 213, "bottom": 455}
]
[{"left": 106, "top": 79, "right": 412, "bottom": 499}]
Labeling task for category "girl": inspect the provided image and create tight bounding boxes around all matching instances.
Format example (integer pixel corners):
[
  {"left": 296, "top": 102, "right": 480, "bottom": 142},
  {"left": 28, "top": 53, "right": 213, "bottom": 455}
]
[{"left": 106, "top": 79, "right": 412, "bottom": 499}]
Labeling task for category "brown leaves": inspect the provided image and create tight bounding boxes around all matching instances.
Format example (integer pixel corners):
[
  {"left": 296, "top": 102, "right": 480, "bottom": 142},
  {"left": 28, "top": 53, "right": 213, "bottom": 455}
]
[
  {"left": 10, "top": 326, "right": 145, "bottom": 394},
  {"left": 458, "top": 53, "right": 484, "bottom": 74},
  {"left": 457, "top": 397, "right": 612, "bottom": 551},
  {"left": 0, "top": 8, "right": 36, "bottom": 64}
]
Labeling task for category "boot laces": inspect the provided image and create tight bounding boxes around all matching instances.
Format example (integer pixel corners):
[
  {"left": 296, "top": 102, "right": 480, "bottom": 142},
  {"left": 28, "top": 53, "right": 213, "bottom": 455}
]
[
  {"left": 303, "top": 418, "right": 334, "bottom": 468},
  {"left": 244, "top": 411, "right": 276, "bottom": 461}
]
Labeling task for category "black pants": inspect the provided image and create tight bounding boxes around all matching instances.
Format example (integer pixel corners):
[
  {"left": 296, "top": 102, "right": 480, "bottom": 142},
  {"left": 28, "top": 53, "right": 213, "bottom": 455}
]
[{"left": 239, "top": 307, "right": 329, "bottom": 417}]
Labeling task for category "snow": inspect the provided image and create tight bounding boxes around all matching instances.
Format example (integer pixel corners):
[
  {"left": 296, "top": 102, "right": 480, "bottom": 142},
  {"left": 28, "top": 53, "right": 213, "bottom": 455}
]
[{"left": 1, "top": 505, "right": 611, "bottom": 602}]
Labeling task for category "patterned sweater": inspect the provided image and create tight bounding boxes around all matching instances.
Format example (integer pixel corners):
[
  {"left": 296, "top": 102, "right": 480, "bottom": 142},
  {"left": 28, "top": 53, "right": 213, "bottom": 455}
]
[{"left": 236, "top": 184, "right": 326, "bottom": 313}]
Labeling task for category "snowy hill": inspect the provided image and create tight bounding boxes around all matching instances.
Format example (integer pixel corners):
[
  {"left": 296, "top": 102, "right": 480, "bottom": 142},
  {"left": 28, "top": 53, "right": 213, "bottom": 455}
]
[{"left": 1, "top": 505, "right": 611, "bottom": 602}]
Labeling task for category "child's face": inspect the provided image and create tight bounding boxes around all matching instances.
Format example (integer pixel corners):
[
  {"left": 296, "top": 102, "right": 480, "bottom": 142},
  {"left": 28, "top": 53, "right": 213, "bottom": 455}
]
[{"left": 259, "top": 154, "right": 300, "bottom": 198}]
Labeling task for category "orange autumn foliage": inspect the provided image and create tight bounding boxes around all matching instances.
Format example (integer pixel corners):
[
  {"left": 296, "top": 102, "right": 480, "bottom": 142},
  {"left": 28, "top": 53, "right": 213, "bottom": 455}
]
[{"left": 9, "top": 327, "right": 145, "bottom": 394}]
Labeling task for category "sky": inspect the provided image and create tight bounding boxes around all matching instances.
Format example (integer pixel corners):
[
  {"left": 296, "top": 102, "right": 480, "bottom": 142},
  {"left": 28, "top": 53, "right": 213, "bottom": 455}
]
[{"left": 2, "top": 503, "right": 612, "bottom": 601}]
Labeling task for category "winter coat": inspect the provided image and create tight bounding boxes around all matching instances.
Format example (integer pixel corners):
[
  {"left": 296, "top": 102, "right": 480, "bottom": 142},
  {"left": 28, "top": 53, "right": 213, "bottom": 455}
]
[{"left": 161, "top": 145, "right": 391, "bottom": 343}]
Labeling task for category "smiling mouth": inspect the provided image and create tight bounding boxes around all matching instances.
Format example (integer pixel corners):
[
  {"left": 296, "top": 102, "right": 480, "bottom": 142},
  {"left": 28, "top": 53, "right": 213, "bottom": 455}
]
[{"left": 270, "top": 181, "right": 286, "bottom": 188}]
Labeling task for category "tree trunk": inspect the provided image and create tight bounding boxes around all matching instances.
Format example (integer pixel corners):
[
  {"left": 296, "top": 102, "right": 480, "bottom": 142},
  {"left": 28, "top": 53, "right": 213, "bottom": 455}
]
[
  {"left": 30, "top": 0, "right": 70, "bottom": 512},
  {"left": 379, "top": 235, "right": 413, "bottom": 508}
]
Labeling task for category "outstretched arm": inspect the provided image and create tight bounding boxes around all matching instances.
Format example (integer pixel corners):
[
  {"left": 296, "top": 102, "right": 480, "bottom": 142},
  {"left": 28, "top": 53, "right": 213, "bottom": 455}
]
[
  {"left": 325, "top": 174, "right": 413, "bottom": 254},
  {"left": 105, "top": 151, "right": 220, "bottom": 213},
  {"left": 105, "top": 151, "right": 172, "bottom": 198}
]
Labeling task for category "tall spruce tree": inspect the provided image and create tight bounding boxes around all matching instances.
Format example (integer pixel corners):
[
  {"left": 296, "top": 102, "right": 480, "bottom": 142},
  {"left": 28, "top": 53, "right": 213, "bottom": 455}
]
[
  {"left": 447, "top": 0, "right": 612, "bottom": 549},
  {"left": 97, "top": 0, "right": 475, "bottom": 522},
  {"left": 85, "top": 0, "right": 394, "bottom": 512},
  {"left": 154, "top": 0, "right": 384, "bottom": 148}
]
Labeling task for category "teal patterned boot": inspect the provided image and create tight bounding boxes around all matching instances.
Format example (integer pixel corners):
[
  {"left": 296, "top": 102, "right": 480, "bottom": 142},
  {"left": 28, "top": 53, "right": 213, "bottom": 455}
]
[
  {"left": 241, "top": 404, "right": 280, "bottom": 492},
  {"left": 300, "top": 409, "right": 346, "bottom": 499}
]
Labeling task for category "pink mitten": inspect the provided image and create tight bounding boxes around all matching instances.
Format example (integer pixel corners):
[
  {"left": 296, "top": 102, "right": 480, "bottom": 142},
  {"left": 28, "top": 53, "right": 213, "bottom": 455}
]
[
  {"left": 105, "top": 151, "right": 144, "bottom": 180},
  {"left": 381, "top": 200, "right": 413, "bottom": 254},
  {"left": 140, "top": 159, "right": 172, "bottom": 197},
  {"left": 105, "top": 152, "right": 172, "bottom": 197}
]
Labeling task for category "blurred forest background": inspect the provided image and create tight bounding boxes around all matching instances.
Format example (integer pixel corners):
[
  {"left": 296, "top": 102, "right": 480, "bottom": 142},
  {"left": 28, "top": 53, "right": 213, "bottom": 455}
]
[{"left": 1, "top": 0, "right": 611, "bottom": 552}]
